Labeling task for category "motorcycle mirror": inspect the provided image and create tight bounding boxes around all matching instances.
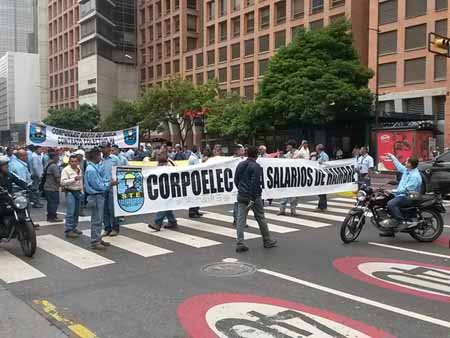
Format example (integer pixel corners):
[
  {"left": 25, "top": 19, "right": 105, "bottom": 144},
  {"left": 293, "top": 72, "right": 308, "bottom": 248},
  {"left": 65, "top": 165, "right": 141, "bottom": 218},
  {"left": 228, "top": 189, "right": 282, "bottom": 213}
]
[{"left": 387, "top": 180, "right": 398, "bottom": 186}]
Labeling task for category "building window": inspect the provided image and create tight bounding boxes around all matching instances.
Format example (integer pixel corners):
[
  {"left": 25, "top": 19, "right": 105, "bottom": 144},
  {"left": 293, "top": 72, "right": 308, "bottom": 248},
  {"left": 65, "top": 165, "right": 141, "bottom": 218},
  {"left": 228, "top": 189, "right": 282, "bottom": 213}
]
[
  {"left": 156, "top": 23, "right": 162, "bottom": 38},
  {"left": 231, "top": 64, "right": 240, "bottom": 80},
  {"left": 207, "top": 50, "right": 215, "bottom": 65},
  {"left": 174, "top": 38, "right": 180, "bottom": 55},
  {"left": 207, "top": 1, "right": 216, "bottom": 20},
  {"left": 166, "top": 0, "right": 171, "bottom": 14},
  {"left": 405, "top": 24, "right": 426, "bottom": 50},
  {"left": 274, "top": 30, "right": 286, "bottom": 48},
  {"left": 196, "top": 72, "right": 204, "bottom": 84},
  {"left": 405, "top": 0, "right": 427, "bottom": 18},
  {"left": 330, "top": 0, "right": 345, "bottom": 7},
  {"left": 244, "top": 85, "right": 254, "bottom": 99},
  {"left": 244, "top": 62, "right": 254, "bottom": 78},
  {"left": 436, "top": 0, "right": 448, "bottom": 10},
  {"left": 187, "top": 15, "right": 197, "bottom": 32},
  {"left": 379, "top": 0, "right": 397, "bottom": 25},
  {"left": 310, "top": 19, "right": 323, "bottom": 30},
  {"left": 403, "top": 97, "right": 424, "bottom": 114},
  {"left": 174, "top": 16, "right": 180, "bottom": 32},
  {"left": 380, "top": 100, "right": 395, "bottom": 114},
  {"left": 378, "top": 30, "right": 397, "bottom": 55},
  {"left": 157, "top": 44, "right": 162, "bottom": 59},
  {"left": 245, "top": 39, "right": 254, "bottom": 56},
  {"left": 207, "top": 26, "right": 215, "bottom": 44},
  {"left": 259, "top": 35, "right": 270, "bottom": 52},
  {"left": 165, "top": 41, "right": 171, "bottom": 56},
  {"left": 245, "top": 0, "right": 255, "bottom": 6},
  {"left": 275, "top": 1, "right": 286, "bottom": 24},
  {"left": 156, "top": 1, "right": 162, "bottom": 17},
  {"left": 311, "top": 0, "right": 323, "bottom": 14},
  {"left": 219, "top": 0, "right": 227, "bottom": 16},
  {"left": 207, "top": 70, "right": 215, "bottom": 79},
  {"left": 231, "top": 87, "right": 240, "bottom": 95},
  {"left": 260, "top": 6, "right": 270, "bottom": 29},
  {"left": 218, "top": 68, "right": 227, "bottom": 82},
  {"left": 187, "top": 38, "right": 198, "bottom": 51},
  {"left": 231, "top": 0, "right": 240, "bottom": 11},
  {"left": 259, "top": 59, "right": 269, "bottom": 75},
  {"left": 433, "top": 96, "right": 446, "bottom": 120},
  {"left": 148, "top": 67, "right": 154, "bottom": 79},
  {"left": 174, "top": 60, "right": 180, "bottom": 73},
  {"left": 245, "top": 12, "right": 255, "bottom": 33},
  {"left": 186, "top": 75, "right": 193, "bottom": 83},
  {"left": 291, "top": 25, "right": 303, "bottom": 39},
  {"left": 404, "top": 57, "right": 426, "bottom": 84},
  {"left": 157, "top": 64, "right": 162, "bottom": 77},
  {"left": 188, "top": 0, "right": 197, "bottom": 9},
  {"left": 292, "top": 0, "right": 304, "bottom": 19},
  {"left": 434, "top": 55, "right": 447, "bottom": 81},
  {"left": 435, "top": 19, "right": 448, "bottom": 37},
  {"left": 186, "top": 56, "right": 193, "bottom": 70},
  {"left": 378, "top": 62, "right": 396, "bottom": 87},
  {"left": 231, "top": 43, "right": 240, "bottom": 58},
  {"left": 219, "top": 46, "right": 227, "bottom": 62},
  {"left": 232, "top": 17, "right": 240, "bottom": 37},
  {"left": 149, "top": 5, "right": 154, "bottom": 20},
  {"left": 330, "top": 13, "right": 345, "bottom": 23},
  {"left": 219, "top": 21, "right": 227, "bottom": 41},
  {"left": 196, "top": 53, "right": 204, "bottom": 67},
  {"left": 165, "top": 62, "right": 171, "bottom": 75}
]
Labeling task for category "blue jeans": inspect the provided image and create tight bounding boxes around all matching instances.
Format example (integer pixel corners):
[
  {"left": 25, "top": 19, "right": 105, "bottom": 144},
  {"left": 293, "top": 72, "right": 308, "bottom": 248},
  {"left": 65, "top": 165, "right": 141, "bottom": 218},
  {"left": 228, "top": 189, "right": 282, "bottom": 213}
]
[
  {"left": 45, "top": 191, "right": 60, "bottom": 220},
  {"left": 88, "top": 194, "right": 105, "bottom": 244},
  {"left": 387, "top": 195, "right": 410, "bottom": 221},
  {"left": 280, "top": 197, "right": 297, "bottom": 211},
  {"left": 154, "top": 210, "right": 176, "bottom": 226},
  {"left": 236, "top": 197, "right": 270, "bottom": 243},
  {"left": 104, "top": 190, "right": 119, "bottom": 232},
  {"left": 233, "top": 202, "right": 238, "bottom": 224},
  {"left": 65, "top": 191, "right": 81, "bottom": 233}
]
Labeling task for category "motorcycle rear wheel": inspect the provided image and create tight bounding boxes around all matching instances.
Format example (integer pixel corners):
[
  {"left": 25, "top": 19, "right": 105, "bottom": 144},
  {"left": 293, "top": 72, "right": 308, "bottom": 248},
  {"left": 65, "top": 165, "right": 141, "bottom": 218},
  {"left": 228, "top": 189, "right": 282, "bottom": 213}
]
[
  {"left": 340, "top": 214, "right": 364, "bottom": 244},
  {"left": 410, "top": 209, "right": 443, "bottom": 243},
  {"left": 19, "top": 221, "right": 36, "bottom": 257}
]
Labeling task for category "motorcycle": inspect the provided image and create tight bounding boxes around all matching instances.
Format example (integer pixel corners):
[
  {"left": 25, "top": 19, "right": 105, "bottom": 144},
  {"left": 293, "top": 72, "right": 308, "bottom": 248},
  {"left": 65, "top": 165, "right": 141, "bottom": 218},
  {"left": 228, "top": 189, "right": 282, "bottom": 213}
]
[
  {"left": 0, "top": 188, "right": 37, "bottom": 257},
  {"left": 340, "top": 181, "right": 445, "bottom": 244}
]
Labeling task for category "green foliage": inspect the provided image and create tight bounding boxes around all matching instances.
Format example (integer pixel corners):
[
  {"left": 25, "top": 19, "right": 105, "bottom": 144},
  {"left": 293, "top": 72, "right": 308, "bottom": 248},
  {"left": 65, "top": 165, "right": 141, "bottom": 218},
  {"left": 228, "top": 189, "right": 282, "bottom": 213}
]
[
  {"left": 101, "top": 100, "right": 139, "bottom": 131},
  {"left": 255, "top": 20, "right": 374, "bottom": 127},
  {"left": 44, "top": 104, "right": 100, "bottom": 131}
]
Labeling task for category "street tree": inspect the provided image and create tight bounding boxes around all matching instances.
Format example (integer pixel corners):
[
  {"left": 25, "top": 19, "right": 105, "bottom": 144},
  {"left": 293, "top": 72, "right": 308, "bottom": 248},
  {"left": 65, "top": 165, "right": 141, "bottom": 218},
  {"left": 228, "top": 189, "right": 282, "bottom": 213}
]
[
  {"left": 44, "top": 104, "right": 100, "bottom": 131},
  {"left": 101, "top": 100, "right": 140, "bottom": 131},
  {"left": 255, "top": 20, "right": 374, "bottom": 128}
]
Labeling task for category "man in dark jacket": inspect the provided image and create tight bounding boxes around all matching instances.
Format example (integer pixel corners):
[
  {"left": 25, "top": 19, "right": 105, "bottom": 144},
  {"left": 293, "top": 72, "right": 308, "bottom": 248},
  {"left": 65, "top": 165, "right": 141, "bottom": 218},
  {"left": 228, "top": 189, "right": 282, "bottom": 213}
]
[{"left": 234, "top": 146, "right": 277, "bottom": 253}]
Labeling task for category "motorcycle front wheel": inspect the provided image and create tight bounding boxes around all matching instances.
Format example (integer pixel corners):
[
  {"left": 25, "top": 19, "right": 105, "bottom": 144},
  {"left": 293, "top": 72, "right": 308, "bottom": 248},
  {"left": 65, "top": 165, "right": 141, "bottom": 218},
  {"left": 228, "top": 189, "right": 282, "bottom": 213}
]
[
  {"left": 19, "top": 221, "right": 36, "bottom": 257},
  {"left": 410, "top": 209, "right": 443, "bottom": 243},
  {"left": 340, "top": 214, "right": 365, "bottom": 244}
]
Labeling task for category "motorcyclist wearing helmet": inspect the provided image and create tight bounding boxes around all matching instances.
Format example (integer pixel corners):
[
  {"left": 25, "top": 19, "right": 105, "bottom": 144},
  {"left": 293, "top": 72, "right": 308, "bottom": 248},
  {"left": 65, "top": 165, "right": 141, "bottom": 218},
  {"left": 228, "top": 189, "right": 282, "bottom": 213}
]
[{"left": 0, "top": 156, "right": 29, "bottom": 194}]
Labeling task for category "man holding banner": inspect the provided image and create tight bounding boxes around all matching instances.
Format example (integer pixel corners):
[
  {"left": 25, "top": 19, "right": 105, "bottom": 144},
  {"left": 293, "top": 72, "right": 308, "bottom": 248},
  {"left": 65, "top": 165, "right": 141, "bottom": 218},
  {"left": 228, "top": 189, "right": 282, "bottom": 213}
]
[{"left": 234, "top": 146, "right": 277, "bottom": 253}]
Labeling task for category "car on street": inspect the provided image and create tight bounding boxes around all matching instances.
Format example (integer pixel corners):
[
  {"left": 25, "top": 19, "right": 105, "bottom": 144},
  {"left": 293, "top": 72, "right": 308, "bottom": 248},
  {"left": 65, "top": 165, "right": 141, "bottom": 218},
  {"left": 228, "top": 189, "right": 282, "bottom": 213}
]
[{"left": 419, "top": 151, "right": 450, "bottom": 195}]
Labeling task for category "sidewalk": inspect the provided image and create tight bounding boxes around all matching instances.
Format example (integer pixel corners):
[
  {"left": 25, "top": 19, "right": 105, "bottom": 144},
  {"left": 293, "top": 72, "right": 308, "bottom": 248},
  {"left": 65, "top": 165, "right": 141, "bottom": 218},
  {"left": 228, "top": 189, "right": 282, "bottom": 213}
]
[{"left": 0, "top": 286, "right": 67, "bottom": 338}]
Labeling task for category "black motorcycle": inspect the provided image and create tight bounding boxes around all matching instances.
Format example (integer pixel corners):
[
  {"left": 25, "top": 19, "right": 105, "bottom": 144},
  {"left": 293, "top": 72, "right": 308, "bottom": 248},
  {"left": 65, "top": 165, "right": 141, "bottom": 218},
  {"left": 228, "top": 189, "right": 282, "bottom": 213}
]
[
  {"left": 340, "top": 182, "right": 445, "bottom": 244},
  {"left": 0, "top": 188, "right": 37, "bottom": 257}
]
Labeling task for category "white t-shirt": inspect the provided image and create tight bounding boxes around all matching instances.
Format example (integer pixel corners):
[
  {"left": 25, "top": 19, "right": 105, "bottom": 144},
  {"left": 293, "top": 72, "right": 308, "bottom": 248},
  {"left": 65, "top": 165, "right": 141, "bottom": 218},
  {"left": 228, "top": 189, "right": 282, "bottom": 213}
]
[
  {"left": 357, "top": 154, "right": 374, "bottom": 174},
  {"left": 298, "top": 147, "right": 310, "bottom": 160}
]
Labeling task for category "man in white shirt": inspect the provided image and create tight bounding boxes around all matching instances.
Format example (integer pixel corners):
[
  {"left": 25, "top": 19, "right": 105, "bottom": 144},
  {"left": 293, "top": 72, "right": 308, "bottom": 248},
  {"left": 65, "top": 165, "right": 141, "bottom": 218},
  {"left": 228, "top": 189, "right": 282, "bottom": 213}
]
[
  {"left": 125, "top": 148, "right": 135, "bottom": 161},
  {"left": 279, "top": 140, "right": 300, "bottom": 215},
  {"left": 357, "top": 146, "right": 374, "bottom": 185},
  {"left": 298, "top": 140, "right": 310, "bottom": 160},
  {"left": 61, "top": 154, "right": 83, "bottom": 238}
]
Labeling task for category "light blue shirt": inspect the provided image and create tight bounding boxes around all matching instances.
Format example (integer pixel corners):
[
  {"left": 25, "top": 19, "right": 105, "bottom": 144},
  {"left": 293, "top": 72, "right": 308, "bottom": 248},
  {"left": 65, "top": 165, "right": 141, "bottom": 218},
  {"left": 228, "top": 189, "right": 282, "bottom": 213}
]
[
  {"left": 31, "top": 152, "right": 44, "bottom": 178},
  {"left": 188, "top": 152, "right": 201, "bottom": 165},
  {"left": 391, "top": 156, "right": 422, "bottom": 196},
  {"left": 9, "top": 158, "right": 31, "bottom": 185},
  {"left": 99, "top": 155, "right": 113, "bottom": 183},
  {"left": 317, "top": 151, "right": 329, "bottom": 163},
  {"left": 84, "top": 161, "right": 109, "bottom": 195},
  {"left": 116, "top": 153, "right": 128, "bottom": 166}
]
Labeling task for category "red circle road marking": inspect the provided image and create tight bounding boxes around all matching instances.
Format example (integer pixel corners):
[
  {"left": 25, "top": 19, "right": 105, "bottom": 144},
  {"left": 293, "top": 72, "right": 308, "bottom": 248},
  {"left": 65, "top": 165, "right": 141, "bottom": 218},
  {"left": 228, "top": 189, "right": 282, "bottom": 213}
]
[
  {"left": 177, "top": 293, "right": 395, "bottom": 338},
  {"left": 434, "top": 235, "right": 449, "bottom": 249},
  {"left": 334, "top": 257, "right": 450, "bottom": 303}
]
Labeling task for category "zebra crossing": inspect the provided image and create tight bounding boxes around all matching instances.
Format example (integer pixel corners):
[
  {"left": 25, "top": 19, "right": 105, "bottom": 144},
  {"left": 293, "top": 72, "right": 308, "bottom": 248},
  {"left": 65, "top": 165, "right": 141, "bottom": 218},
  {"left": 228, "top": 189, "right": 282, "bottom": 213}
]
[{"left": 0, "top": 196, "right": 373, "bottom": 284}]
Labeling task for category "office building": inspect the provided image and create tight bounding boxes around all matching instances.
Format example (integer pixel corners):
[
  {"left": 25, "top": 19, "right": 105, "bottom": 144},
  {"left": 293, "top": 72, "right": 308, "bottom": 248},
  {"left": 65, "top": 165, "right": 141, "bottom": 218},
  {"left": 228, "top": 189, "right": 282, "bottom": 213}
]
[{"left": 368, "top": 0, "right": 449, "bottom": 148}]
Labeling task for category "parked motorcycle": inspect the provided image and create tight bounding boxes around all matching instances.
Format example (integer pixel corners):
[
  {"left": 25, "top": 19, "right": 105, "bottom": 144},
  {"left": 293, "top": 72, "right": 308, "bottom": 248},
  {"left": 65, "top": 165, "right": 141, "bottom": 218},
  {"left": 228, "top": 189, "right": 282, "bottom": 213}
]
[
  {"left": 0, "top": 188, "right": 36, "bottom": 257},
  {"left": 340, "top": 182, "right": 445, "bottom": 244}
]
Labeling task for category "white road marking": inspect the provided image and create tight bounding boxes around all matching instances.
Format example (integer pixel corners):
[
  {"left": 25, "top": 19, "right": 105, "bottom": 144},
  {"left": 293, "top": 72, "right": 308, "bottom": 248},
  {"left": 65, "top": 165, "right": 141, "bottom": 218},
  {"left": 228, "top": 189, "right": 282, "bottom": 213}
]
[
  {"left": 444, "top": 225, "right": 450, "bottom": 229},
  {"left": 332, "top": 197, "right": 356, "bottom": 203},
  {"left": 265, "top": 206, "right": 345, "bottom": 222},
  {"left": 258, "top": 268, "right": 450, "bottom": 329},
  {"left": 177, "top": 218, "right": 261, "bottom": 239},
  {"left": 0, "top": 249, "right": 46, "bottom": 283},
  {"left": 37, "top": 235, "right": 114, "bottom": 269},
  {"left": 122, "top": 223, "right": 221, "bottom": 248},
  {"left": 82, "top": 230, "right": 172, "bottom": 257},
  {"left": 369, "top": 242, "right": 450, "bottom": 259},
  {"left": 57, "top": 212, "right": 91, "bottom": 222},
  {"left": 258, "top": 210, "right": 331, "bottom": 228},
  {"left": 203, "top": 212, "right": 298, "bottom": 234},
  {"left": 271, "top": 201, "right": 350, "bottom": 214},
  {"left": 37, "top": 221, "right": 65, "bottom": 227},
  {"left": 306, "top": 200, "right": 354, "bottom": 208}
]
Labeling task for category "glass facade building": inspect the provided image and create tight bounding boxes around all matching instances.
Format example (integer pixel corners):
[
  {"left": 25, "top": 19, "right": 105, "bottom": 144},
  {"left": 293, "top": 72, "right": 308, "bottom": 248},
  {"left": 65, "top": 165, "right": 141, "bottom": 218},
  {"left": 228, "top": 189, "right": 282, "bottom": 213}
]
[{"left": 0, "top": 0, "right": 38, "bottom": 57}]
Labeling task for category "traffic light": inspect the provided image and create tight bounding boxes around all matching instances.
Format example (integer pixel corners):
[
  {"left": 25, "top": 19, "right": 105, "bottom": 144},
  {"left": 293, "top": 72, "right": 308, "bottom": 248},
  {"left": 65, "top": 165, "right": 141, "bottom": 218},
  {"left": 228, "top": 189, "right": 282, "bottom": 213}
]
[{"left": 429, "top": 32, "right": 450, "bottom": 57}]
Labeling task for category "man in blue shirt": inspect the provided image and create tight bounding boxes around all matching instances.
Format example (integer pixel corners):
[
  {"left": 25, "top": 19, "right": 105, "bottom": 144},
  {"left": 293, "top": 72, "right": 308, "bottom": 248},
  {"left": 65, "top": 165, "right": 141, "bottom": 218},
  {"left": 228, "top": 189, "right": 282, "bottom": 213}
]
[
  {"left": 30, "top": 146, "right": 44, "bottom": 208},
  {"left": 112, "top": 145, "right": 128, "bottom": 166},
  {"left": 384, "top": 153, "right": 422, "bottom": 229},
  {"left": 316, "top": 144, "right": 329, "bottom": 211},
  {"left": 84, "top": 147, "right": 116, "bottom": 250},
  {"left": 8, "top": 149, "right": 32, "bottom": 191}
]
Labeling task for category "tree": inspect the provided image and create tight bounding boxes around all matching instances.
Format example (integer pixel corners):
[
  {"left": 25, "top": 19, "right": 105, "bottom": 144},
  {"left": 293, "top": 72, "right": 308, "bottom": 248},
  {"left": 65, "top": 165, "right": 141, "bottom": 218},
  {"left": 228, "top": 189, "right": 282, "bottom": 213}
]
[
  {"left": 137, "top": 78, "right": 218, "bottom": 146},
  {"left": 255, "top": 20, "right": 374, "bottom": 128},
  {"left": 101, "top": 100, "right": 140, "bottom": 131},
  {"left": 44, "top": 104, "right": 100, "bottom": 131}
]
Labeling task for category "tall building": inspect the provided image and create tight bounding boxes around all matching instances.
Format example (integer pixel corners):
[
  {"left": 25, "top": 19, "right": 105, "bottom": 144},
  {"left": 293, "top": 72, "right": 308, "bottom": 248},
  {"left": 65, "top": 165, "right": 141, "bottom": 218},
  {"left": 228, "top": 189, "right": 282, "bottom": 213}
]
[
  {"left": 0, "top": 0, "right": 38, "bottom": 58},
  {"left": 0, "top": 53, "right": 41, "bottom": 144},
  {"left": 38, "top": 0, "right": 50, "bottom": 119},
  {"left": 137, "top": 0, "right": 370, "bottom": 98},
  {"left": 368, "top": 0, "right": 449, "bottom": 148}
]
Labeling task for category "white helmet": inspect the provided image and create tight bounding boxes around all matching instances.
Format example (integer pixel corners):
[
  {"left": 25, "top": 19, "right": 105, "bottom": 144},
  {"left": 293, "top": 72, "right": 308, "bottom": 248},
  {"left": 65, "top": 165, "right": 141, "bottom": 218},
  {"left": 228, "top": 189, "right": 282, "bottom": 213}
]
[{"left": 0, "top": 155, "right": 9, "bottom": 167}]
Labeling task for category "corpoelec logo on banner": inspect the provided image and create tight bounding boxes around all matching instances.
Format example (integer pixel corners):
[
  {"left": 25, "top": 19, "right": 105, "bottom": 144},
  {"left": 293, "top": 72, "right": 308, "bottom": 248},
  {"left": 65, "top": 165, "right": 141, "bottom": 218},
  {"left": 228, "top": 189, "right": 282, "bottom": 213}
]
[
  {"left": 123, "top": 128, "right": 138, "bottom": 146},
  {"left": 116, "top": 167, "right": 145, "bottom": 213},
  {"left": 29, "top": 123, "right": 47, "bottom": 144}
]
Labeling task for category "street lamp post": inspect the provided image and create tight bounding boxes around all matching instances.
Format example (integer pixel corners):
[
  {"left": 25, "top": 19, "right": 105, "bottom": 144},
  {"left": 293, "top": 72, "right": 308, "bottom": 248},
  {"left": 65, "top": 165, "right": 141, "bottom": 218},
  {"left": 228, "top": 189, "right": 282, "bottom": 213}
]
[{"left": 369, "top": 27, "right": 380, "bottom": 127}]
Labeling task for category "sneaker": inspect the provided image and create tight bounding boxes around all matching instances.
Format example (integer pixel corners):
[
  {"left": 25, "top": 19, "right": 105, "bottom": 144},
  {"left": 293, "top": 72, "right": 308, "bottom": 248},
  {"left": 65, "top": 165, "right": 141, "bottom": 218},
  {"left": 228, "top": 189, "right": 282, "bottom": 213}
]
[
  {"left": 290, "top": 209, "right": 297, "bottom": 216},
  {"left": 236, "top": 242, "right": 249, "bottom": 253},
  {"left": 101, "top": 230, "right": 112, "bottom": 237},
  {"left": 33, "top": 223, "right": 40, "bottom": 229},
  {"left": 165, "top": 221, "right": 178, "bottom": 229},
  {"left": 72, "top": 229, "right": 83, "bottom": 235},
  {"left": 315, "top": 208, "right": 325, "bottom": 212},
  {"left": 46, "top": 218, "right": 61, "bottom": 223},
  {"left": 100, "top": 240, "right": 111, "bottom": 247},
  {"left": 148, "top": 223, "right": 161, "bottom": 231},
  {"left": 196, "top": 212, "right": 204, "bottom": 216},
  {"left": 263, "top": 239, "right": 278, "bottom": 249},
  {"left": 91, "top": 242, "right": 106, "bottom": 250},
  {"left": 65, "top": 231, "right": 79, "bottom": 238},
  {"left": 110, "top": 230, "right": 119, "bottom": 237}
]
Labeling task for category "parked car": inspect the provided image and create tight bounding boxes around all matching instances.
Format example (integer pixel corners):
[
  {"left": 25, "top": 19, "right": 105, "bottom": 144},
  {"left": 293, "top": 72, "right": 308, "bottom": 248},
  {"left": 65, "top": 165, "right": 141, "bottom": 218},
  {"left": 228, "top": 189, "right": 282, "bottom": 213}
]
[{"left": 419, "top": 151, "right": 450, "bottom": 195}]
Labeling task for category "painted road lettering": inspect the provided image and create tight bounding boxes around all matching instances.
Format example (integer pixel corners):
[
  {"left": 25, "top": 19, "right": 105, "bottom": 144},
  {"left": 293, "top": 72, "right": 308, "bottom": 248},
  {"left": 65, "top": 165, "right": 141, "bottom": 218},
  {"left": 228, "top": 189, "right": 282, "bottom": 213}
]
[
  {"left": 178, "top": 293, "right": 394, "bottom": 338},
  {"left": 334, "top": 257, "right": 450, "bottom": 303}
]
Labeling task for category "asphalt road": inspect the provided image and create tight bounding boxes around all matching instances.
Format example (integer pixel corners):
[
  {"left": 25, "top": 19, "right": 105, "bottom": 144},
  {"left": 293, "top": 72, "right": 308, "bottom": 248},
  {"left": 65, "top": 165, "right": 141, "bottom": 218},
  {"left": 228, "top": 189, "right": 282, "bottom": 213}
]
[{"left": 1, "top": 191, "right": 450, "bottom": 338}]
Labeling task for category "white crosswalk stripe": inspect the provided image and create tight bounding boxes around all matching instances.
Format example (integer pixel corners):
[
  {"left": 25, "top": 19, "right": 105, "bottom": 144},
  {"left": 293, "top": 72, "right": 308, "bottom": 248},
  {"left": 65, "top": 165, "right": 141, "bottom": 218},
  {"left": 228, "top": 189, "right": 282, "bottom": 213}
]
[
  {"left": 82, "top": 230, "right": 173, "bottom": 258},
  {"left": 332, "top": 197, "right": 356, "bottom": 203},
  {"left": 249, "top": 210, "right": 331, "bottom": 228},
  {"left": 37, "top": 234, "right": 115, "bottom": 269},
  {"left": 0, "top": 249, "right": 46, "bottom": 283},
  {"left": 38, "top": 221, "right": 65, "bottom": 227},
  {"left": 122, "top": 223, "right": 221, "bottom": 248},
  {"left": 272, "top": 202, "right": 350, "bottom": 215},
  {"left": 202, "top": 212, "right": 298, "bottom": 234},
  {"left": 178, "top": 218, "right": 261, "bottom": 239},
  {"left": 306, "top": 200, "right": 355, "bottom": 208},
  {"left": 264, "top": 206, "right": 345, "bottom": 222}
]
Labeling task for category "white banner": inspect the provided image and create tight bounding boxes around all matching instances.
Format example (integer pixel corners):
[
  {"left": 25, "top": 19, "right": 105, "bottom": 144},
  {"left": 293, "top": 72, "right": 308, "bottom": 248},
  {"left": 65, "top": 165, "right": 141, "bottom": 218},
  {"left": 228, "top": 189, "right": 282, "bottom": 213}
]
[
  {"left": 113, "top": 157, "right": 356, "bottom": 216},
  {"left": 26, "top": 122, "right": 139, "bottom": 149}
]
